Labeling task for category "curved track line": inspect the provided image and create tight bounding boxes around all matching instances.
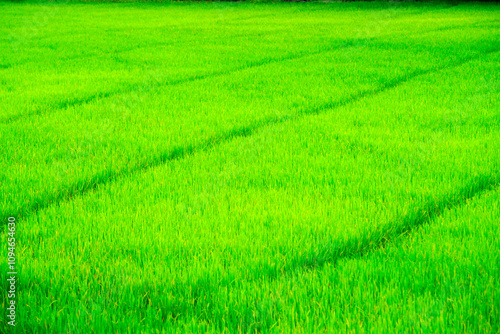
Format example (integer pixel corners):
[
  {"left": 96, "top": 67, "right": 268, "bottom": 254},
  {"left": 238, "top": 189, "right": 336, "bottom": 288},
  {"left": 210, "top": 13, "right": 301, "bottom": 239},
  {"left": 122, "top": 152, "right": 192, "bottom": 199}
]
[
  {"left": 22, "top": 156, "right": 500, "bottom": 328},
  {"left": 0, "top": 39, "right": 357, "bottom": 124},
  {"left": 158, "top": 175, "right": 500, "bottom": 325},
  {"left": 2, "top": 12, "right": 281, "bottom": 70},
  {"left": 2, "top": 0, "right": 454, "bottom": 70},
  {"left": 3, "top": 48, "right": 498, "bottom": 224},
  {"left": 1, "top": 7, "right": 480, "bottom": 124}
]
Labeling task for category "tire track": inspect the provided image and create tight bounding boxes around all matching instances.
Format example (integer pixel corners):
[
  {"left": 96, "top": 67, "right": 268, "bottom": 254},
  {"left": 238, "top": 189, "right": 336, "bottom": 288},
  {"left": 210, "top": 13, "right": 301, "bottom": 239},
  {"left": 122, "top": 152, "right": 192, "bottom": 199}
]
[
  {"left": 4, "top": 1, "right": 448, "bottom": 70},
  {"left": 5, "top": 27, "right": 277, "bottom": 70},
  {"left": 22, "top": 151, "right": 500, "bottom": 330},
  {"left": 1, "top": 5, "right": 475, "bottom": 124},
  {"left": 3, "top": 47, "right": 498, "bottom": 224},
  {"left": 157, "top": 174, "right": 500, "bottom": 327},
  {"left": 0, "top": 38, "right": 357, "bottom": 124},
  {"left": 3, "top": 12, "right": 280, "bottom": 70}
]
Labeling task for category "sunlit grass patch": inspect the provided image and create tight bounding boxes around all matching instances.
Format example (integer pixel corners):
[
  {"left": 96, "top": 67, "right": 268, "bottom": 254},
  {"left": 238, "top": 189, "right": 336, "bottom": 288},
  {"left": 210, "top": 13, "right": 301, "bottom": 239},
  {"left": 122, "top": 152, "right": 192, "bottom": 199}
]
[{"left": 1, "top": 1, "right": 499, "bottom": 333}]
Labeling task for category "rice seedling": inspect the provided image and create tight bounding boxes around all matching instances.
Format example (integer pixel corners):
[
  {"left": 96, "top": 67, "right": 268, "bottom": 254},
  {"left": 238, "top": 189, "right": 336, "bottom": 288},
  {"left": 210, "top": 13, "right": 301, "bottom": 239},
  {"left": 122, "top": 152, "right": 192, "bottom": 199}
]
[{"left": 1, "top": 1, "right": 499, "bottom": 333}]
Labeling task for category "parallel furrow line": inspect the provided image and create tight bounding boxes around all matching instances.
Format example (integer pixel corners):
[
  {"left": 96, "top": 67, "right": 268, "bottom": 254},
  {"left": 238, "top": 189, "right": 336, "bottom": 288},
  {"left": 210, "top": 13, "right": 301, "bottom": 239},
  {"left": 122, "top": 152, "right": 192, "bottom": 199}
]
[
  {"left": 161, "top": 174, "right": 500, "bottom": 326},
  {"left": 4, "top": 48, "right": 498, "bottom": 224},
  {"left": 0, "top": 39, "right": 356, "bottom": 124}
]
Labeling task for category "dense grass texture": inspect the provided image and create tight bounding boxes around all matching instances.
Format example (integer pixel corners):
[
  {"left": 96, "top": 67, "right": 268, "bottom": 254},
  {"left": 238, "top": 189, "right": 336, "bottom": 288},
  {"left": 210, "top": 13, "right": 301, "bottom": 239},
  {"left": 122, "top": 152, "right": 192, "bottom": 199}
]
[{"left": 1, "top": 1, "right": 499, "bottom": 333}]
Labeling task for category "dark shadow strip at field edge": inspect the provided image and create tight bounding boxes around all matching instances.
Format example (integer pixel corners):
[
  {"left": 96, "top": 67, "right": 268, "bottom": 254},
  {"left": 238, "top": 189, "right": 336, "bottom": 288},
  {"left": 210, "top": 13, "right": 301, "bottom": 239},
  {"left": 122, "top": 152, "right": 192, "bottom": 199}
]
[{"left": 3, "top": 47, "right": 498, "bottom": 226}]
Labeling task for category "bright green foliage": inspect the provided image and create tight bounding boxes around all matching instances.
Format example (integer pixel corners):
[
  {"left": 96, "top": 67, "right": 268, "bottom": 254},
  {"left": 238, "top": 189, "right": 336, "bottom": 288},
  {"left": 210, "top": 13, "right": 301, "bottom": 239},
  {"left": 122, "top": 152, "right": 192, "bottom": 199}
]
[{"left": 0, "top": 1, "right": 499, "bottom": 333}]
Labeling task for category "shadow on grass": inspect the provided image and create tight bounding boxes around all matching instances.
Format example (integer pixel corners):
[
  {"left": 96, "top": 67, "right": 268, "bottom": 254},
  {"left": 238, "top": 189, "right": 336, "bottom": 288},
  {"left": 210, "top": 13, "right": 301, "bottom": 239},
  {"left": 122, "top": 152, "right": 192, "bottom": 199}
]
[
  {"left": 2, "top": 47, "right": 499, "bottom": 225},
  {"left": 14, "top": 172, "right": 500, "bottom": 333}
]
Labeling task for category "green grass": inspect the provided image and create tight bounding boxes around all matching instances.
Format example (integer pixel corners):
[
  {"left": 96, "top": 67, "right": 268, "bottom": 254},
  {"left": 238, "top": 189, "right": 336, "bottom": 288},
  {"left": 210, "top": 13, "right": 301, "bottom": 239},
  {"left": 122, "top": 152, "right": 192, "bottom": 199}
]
[{"left": 1, "top": 1, "right": 499, "bottom": 333}]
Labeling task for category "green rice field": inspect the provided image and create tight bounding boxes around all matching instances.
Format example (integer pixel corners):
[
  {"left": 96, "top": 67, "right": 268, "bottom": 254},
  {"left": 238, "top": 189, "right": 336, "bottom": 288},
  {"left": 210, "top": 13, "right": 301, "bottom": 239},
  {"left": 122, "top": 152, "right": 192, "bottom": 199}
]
[{"left": 1, "top": 1, "right": 499, "bottom": 333}]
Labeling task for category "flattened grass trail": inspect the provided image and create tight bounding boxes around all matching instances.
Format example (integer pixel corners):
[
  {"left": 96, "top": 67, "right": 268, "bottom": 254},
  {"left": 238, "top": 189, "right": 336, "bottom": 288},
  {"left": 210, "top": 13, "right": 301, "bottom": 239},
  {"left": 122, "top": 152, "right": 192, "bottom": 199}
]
[{"left": 1, "top": 1, "right": 499, "bottom": 333}]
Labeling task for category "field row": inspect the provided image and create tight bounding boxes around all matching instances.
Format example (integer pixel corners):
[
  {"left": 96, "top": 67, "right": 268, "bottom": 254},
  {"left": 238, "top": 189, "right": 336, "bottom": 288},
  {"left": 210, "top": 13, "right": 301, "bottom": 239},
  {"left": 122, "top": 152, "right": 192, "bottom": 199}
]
[
  {"left": 1, "top": 2, "right": 499, "bottom": 332},
  {"left": 1, "top": 4, "right": 498, "bottom": 122},
  {"left": 15, "top": 52, "right": 500, "bottom": 332},
  {"left": 1, "top": 11, "right": 499, "bottom": 220}
]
